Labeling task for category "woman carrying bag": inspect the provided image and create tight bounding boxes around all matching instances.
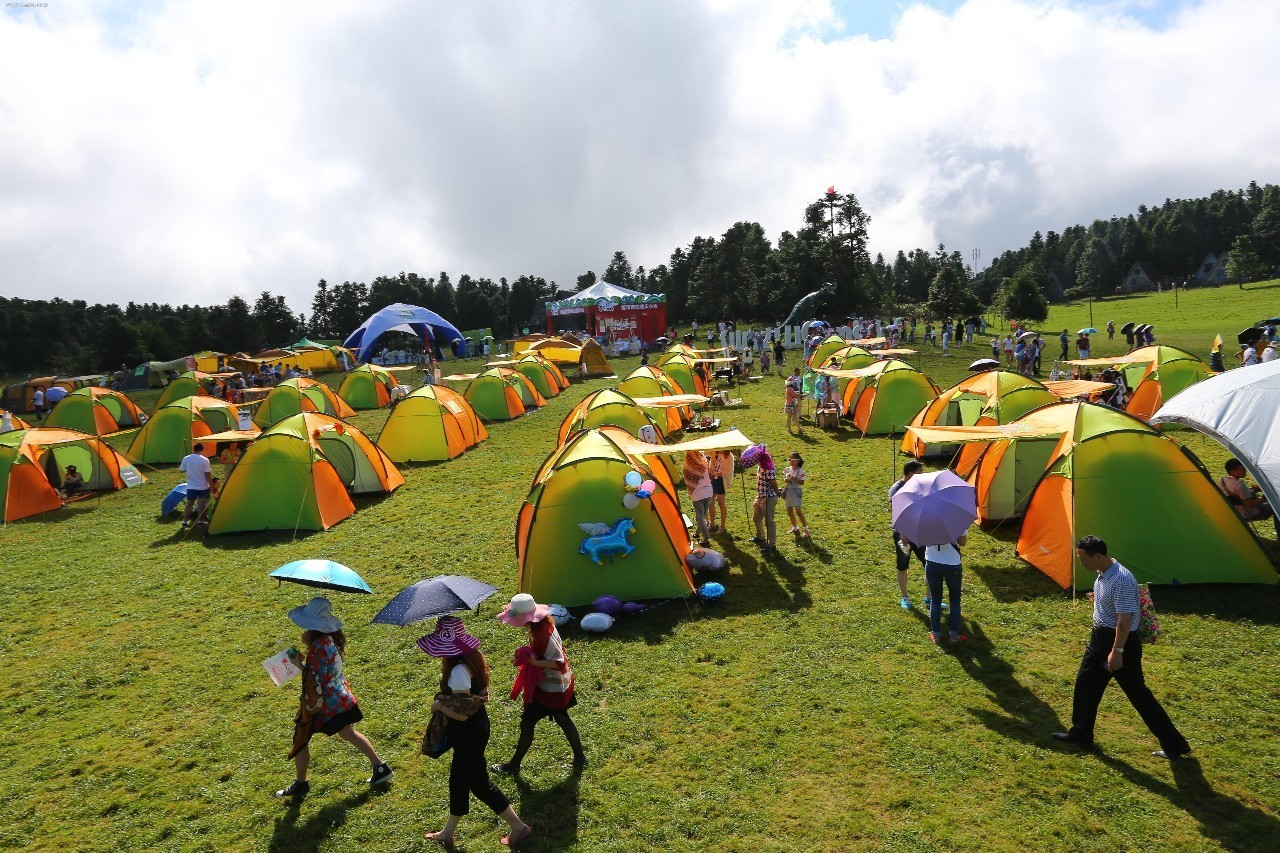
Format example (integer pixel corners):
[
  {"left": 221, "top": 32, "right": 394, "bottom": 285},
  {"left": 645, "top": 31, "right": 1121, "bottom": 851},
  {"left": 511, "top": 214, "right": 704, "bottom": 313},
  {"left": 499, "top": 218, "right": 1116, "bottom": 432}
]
[{"left": 418, "top": 616, "right": 532, "bottom": 847}]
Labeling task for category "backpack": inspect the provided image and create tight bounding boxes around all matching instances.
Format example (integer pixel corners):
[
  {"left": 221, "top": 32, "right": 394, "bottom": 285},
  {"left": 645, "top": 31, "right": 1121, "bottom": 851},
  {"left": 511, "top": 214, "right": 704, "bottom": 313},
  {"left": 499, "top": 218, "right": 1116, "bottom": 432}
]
[{"left": 1136, "top": 584, "right": 1160, "bottom": 644}]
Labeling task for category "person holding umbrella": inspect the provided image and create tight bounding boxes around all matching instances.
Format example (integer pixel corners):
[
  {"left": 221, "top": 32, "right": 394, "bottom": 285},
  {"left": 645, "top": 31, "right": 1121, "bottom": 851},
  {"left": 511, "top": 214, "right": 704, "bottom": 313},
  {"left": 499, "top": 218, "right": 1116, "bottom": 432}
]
[
  {"left": 891, "top": 470, "right": 976, "bottom": 644},
  {"left": 491, "top": 594, "right": 587, "bottom": 775},
  {"left": 418, "top": 616, "right": 533, "bottom": 848},
  {"left": 277, "top": 597, "right": 391, "bottom": 798}
]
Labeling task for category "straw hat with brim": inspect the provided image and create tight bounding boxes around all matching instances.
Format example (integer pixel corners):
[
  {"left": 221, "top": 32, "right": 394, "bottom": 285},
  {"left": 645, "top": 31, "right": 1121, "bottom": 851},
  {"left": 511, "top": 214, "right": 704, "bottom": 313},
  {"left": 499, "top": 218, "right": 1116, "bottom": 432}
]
[
  {"left": 288, "top": 596, "right": 343, "bottom": 633},
  {"left": 498, "top": 593, "right": 551, "bottom": 627},
  {"left": 417, "top": 615, "right": 481, "bottom": 657}
]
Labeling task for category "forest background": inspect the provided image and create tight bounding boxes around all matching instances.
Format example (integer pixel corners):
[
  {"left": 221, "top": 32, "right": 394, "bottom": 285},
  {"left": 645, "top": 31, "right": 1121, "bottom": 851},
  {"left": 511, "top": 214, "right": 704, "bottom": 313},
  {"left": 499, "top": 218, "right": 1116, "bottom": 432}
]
[{"left": 3, "top": 180, "right": 1280, "bottom": 377}]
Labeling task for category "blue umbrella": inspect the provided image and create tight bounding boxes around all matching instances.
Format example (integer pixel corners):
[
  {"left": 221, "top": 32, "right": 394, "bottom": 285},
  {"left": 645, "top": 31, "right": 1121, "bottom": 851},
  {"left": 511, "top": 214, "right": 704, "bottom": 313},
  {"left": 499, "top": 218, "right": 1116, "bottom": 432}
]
[
  {"left": 372, "top": 575, "right": 499, "bottom": 626},
  {"left": 270, "top": 560, "right": 373, "bottom": 594},
  {"left": 161, "top": 484, "right": 188, "bottom": 517}
]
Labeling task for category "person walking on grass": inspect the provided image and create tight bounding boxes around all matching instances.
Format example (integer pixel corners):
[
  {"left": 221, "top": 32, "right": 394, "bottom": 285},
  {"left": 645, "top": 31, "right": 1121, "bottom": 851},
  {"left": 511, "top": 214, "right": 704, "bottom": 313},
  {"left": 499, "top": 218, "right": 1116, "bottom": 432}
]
[
  {"left": 783, "top": 451, "right": 808, "bottom": 537},
  {"left": 276, "top": 597, "right": 392, "bottom": 799},
  {"left": 889, "top": 461, "right": 926, "bottom": 609},
  {"left": 897, "top": 529, "right": 968, "bottom": 644},
  {"left": 418, "top": 617, "right": 532, "bottom": 848},
  {"left": 1053, "top": 536, "right": 1191, "bottom": 759},
  {"left": 708, "top": 449, "right": 735, "bottom": 534},
  {"left": 784, "top": 367, "right": 803, "bottom": 434},
  {"left": 492, "top": 595, "right": 587, "bottom": 776},
  {"left": 773, "top": 337, "right": 786, "bottom": 374}
]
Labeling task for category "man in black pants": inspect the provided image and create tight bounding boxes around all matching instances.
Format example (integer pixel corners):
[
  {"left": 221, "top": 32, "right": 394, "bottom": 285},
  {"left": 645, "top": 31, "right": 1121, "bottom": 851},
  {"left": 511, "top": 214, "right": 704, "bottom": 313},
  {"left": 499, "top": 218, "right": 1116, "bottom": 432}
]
[
  {"left": 1052, "top": 536, "right": 1190, "bottom": 759},
  {"left": 889, "top": 461, "right": 926, "bottom": 609}
]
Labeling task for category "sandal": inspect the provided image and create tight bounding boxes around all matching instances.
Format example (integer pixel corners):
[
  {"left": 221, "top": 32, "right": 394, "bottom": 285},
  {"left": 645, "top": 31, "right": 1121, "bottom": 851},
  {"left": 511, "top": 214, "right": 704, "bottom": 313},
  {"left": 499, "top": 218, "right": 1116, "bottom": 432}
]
[
  {"left": 501, "top": 824, "right": 533, "bottom": 846},
  {"left": 424, "top": 830, "right": 456, "bottom": 846}
]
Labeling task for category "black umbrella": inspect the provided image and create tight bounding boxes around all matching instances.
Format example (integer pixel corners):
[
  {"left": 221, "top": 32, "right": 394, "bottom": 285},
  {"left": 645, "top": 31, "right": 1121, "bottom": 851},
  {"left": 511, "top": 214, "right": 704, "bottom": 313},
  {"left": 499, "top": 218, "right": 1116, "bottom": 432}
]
[
  {"left": 1261, "top": 318, "right": 1280, "bottom": 326},
  {"left": 1120, "top": 322, "right": 1135, "bottom": 335},
  {"left": 1238, "top": 327, "right": 1265, "bottom": 346},
  {"left": 968, "top": 358, "right": 1000, "bottom": 372},
  {"left": 372, "top": 575, "right": 499, "bottom": 626}
]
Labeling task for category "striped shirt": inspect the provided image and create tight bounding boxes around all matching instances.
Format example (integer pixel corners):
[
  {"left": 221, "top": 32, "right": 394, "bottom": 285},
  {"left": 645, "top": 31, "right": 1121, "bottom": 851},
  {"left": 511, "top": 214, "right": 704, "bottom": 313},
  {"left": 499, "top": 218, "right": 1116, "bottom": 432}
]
[{"left": 1092, "top": 560, "right": 1140, "bottom": 629}]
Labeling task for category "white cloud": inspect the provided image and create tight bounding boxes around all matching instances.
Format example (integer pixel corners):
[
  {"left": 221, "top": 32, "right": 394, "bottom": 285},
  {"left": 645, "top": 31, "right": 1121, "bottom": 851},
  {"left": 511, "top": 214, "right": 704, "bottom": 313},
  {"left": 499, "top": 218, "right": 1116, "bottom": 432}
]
[{"left": 1, "top": 0, "right": 1277, "bottom": 313}]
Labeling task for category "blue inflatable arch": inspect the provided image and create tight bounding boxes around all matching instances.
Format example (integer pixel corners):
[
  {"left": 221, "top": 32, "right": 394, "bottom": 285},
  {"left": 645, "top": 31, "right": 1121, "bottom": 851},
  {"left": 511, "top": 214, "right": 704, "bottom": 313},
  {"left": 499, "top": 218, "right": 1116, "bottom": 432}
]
[{"left": 342, "top": 303, "right": 465, "bottom": 362}]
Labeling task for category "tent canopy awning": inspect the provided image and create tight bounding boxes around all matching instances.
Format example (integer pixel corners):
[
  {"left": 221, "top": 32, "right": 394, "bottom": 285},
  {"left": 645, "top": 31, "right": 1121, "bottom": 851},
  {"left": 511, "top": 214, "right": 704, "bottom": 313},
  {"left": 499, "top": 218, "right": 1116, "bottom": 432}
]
[
  {"left": 185, "top": 428, "right": 261, "bottom": 444},
  {"left": 816, "top": 362, "right": 890, "bottom": 379},
  {"left": 1043, "top": 379, "right": 1117, "bottom": 399},
  {"left": 630, "top": 394, "right": 710, "bottom": 408},
  {"left": 903, "top": 423, "right": 1068, "bottom": 445},
  {"left": 613, "top": 428, "right": 755, "bottom": 456}
]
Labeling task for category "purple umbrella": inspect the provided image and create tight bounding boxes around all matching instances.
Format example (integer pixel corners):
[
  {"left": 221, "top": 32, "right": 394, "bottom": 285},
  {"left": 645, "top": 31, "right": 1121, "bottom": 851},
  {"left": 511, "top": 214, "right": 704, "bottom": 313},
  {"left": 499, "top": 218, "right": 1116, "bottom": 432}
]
[{"left": 890, "top": 469, "right": 977, "bottom": 546}]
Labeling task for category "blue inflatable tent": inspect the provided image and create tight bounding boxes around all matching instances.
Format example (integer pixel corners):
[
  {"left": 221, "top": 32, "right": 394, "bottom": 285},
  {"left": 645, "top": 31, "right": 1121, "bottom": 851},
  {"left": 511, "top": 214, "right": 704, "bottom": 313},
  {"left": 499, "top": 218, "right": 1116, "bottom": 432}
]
[{"left": 342, "top": 303, "right": 465, "bottom": 363}]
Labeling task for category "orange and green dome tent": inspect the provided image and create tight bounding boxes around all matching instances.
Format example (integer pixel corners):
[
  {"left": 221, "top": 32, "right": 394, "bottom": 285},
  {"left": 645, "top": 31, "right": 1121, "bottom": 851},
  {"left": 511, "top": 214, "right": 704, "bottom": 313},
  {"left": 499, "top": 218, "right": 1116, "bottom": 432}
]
[
  {"left": 1122, "top": 346, "right": 1216, "bottom": 422},
  {"left": 808, "top": 333, "right": 853, "bottom": 368},
  {"left": 337, "top": 364, "right": 399, "bottom": 410},
  {"left": 154, "top": 371, "right": 236, "bottom": 410},
  {"left": 906, "top": 402, "right": 1277, "bottom": 590},
  {"left": 840, "top": 360, "right": 939, "bottom": 435},
  {"left": 902, "top": 370, "right": 1056, "bottom": 458},
  {"left": 253, "top": 378, "right": 355, "bottom": 427},
  {"left": 45, "top": 387, "right": 146, "bottom": 436},
  {"left": 514, "top": 354, "right": 568, "bottom": 399},
  {"left": 558, "top": 389, "right": 663, "bottom": 445},
  {"left": 497, "top": 368, "right": 547, "bottom": 410},
  {"left": 617, "top": 365, "right": 687, "bottom": 433},
  {"left": 516, "top": 427, "right": 694, "bottom": 607},
  {"left": 209, "top": 412, "right": 404, "bottom": 535},
  {"left": 1, "top": 427, "right": 146, "bottom": 522},
  {"left": 649, "top": 352, "right": 709, "bottom": 400},
  {"left": 377, "top": 384, "right": 488, "bottom": 462},
  {"left": 126, "top": 396, "right": 252, "bottom": 464},
  {"left": 463, "top": 369, "right": 527, "bottom": 422}
]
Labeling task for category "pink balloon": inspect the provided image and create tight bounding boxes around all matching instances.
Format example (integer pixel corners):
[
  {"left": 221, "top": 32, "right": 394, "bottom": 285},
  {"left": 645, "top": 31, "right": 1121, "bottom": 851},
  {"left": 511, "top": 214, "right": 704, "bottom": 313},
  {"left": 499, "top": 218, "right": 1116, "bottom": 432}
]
[{"left": 640, "top": 480, "right": 656, "bottom": 493}]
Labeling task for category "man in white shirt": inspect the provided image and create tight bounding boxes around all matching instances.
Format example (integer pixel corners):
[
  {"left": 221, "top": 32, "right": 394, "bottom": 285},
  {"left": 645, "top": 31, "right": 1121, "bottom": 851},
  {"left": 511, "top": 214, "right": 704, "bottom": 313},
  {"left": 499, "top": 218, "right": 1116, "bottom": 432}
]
[
  {"left": 179, "top": 443, "right": 214, "bottom": 529},
  {"left": 32, "top": 387, "right": 45, "bottom": 421}
]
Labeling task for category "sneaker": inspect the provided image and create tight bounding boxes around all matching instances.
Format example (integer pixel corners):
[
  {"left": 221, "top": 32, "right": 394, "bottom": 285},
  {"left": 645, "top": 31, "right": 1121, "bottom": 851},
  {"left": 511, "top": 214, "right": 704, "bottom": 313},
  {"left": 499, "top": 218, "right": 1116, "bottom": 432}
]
[
  {"left": 180, "top": 522, "right": 190, "bottom": 530},
  {"left": 787, "top": 526, "right": 798, "bottom": 534},
  {"left": 748, "top": 536, "right": 766, "bottom": 544},
  {"left": 899, "top": 597, "right": 911, "bottom": 609},
  {"left": 366, "top": 763, "right": 393, "bottom": 786},
  {"left": 275, "top": 780, "right": 310, "bottom": 798},
  {"left": 801, "top": 527, "right": 810, "bottom": 538},
  {"left": 923, "top": 596, "right": 931, "bottom": 609}
]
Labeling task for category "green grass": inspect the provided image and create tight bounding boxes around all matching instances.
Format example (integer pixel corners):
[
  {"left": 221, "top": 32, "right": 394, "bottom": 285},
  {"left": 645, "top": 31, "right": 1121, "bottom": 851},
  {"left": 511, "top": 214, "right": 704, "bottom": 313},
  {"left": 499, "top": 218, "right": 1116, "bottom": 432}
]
[{"left": 3, "top": 284, "right": 1280, "bottom": 851}]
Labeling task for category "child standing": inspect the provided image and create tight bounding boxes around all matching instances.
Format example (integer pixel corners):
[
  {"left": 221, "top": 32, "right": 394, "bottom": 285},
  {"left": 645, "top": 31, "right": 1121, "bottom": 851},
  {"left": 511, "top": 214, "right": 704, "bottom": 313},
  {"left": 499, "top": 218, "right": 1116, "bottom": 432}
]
[
  {"left": 784, "top": 452, "right": 808, "bottom": 537},
  {"left": 784, "top": 368, "right": 802, "bottom": 434}
]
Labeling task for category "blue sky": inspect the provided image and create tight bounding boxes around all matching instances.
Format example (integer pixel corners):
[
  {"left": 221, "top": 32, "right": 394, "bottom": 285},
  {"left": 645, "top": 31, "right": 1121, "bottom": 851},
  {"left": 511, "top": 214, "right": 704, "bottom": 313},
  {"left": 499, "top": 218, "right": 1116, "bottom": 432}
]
[{"left": 827, "top": 0, "right": 1192, "bottom": 39}]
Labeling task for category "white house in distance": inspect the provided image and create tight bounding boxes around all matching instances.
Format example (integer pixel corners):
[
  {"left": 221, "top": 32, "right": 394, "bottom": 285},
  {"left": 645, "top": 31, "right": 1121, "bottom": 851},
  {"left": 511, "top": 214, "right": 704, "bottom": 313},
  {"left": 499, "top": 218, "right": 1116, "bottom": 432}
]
[
  {"left": 1119, "top": 261, "right": 1160, "bottom": 293},
  {"left": 1193, "top": 252, "right": 1230, "bottom": 285}
]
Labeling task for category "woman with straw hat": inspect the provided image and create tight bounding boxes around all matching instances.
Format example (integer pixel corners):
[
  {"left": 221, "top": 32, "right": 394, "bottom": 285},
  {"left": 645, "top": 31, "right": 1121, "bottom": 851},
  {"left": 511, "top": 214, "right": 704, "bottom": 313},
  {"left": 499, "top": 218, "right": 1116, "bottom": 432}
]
[
  {"left": 418, "top": 616, "right": 532, "bottom": 847},
  {"left": 276, "top": 597, "right": 392, "bottom": 798},
  {"left": 491, "top": 594, "right": 587, "bottom": 775}
]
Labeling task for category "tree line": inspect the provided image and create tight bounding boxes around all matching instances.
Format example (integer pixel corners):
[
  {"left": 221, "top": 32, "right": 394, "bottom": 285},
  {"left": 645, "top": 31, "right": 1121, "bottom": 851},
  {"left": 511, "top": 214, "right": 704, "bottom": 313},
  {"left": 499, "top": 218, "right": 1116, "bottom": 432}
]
[{"left": 4, "top": 182, "right": 1276, "bottom": 377}]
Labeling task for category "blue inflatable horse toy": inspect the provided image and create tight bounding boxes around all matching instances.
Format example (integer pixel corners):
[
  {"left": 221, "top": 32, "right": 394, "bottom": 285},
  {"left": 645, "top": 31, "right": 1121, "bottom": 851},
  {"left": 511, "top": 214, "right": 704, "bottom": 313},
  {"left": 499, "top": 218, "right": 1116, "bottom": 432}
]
[{"left": 578, "top": 518, "right": 637, "bottom": 565}]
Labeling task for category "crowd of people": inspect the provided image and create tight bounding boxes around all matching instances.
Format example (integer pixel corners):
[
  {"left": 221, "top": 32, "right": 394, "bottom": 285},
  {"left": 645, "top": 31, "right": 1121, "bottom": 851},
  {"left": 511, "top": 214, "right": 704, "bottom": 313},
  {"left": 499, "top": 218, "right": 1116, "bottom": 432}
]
[{"left": 277, "top": 593, "right": 583, "bottom": 848}]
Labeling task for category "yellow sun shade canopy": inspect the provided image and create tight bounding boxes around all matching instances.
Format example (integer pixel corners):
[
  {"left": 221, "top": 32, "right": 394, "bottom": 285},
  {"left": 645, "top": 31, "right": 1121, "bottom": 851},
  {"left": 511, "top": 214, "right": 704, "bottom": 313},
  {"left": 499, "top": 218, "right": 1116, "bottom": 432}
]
[{"left": 611, "top": 428, "right": 755, "bottom": 456}]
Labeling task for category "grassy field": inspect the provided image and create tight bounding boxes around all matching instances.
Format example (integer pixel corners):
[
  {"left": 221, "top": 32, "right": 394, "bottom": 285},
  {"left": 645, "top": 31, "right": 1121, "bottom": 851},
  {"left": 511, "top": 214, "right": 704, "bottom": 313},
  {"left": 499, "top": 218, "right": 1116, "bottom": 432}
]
[{"left": 2, "top": 281, "right": 1280, "bottom": 852}]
